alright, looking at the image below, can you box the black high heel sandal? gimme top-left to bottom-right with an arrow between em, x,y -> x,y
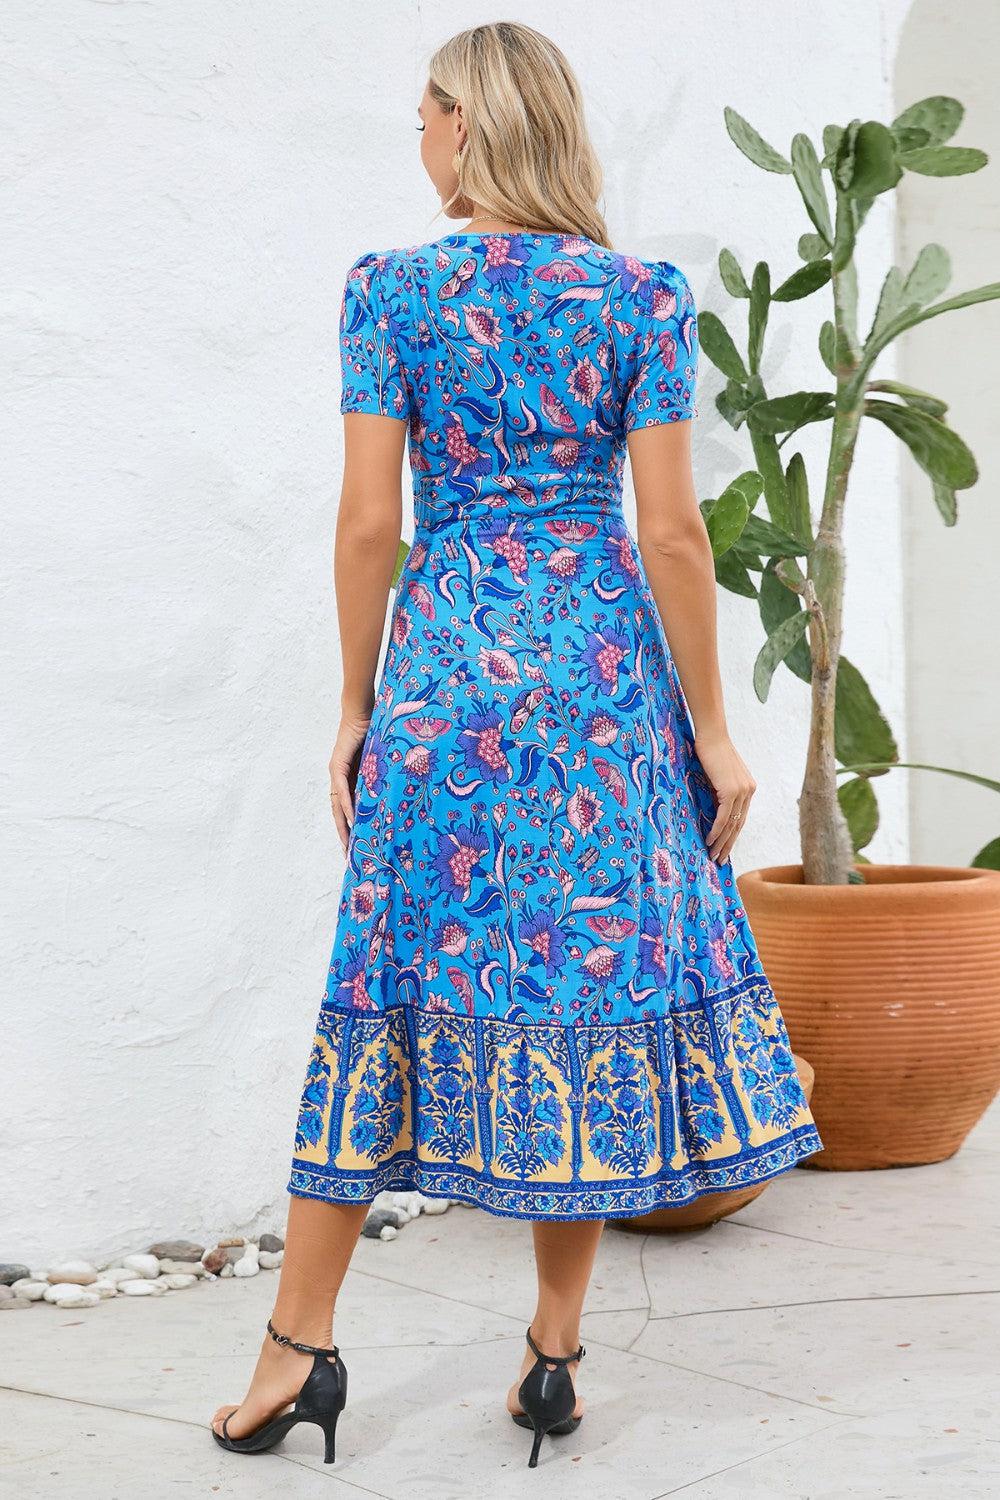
510,1324 -> 586,1468
212,1318 -> 347,1464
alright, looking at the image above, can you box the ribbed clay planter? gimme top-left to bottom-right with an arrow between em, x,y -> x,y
618,1056 -> 816,1233
738,864 -> 1000,1170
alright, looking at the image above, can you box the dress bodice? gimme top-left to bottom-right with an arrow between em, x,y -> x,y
338,231 -> 698,534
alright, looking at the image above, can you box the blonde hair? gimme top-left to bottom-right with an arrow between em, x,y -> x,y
428,22 -> 611,248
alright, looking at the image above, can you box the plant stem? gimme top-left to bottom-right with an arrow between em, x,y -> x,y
799,258 -> 861,885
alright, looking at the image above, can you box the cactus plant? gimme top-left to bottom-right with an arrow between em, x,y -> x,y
704,97 -> 1000,884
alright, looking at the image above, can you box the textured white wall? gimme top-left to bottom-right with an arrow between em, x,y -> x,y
3,0 -> 908,1262
895,1 -> 1000,867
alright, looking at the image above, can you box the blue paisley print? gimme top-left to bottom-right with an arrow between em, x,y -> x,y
287,229 -> 822,1219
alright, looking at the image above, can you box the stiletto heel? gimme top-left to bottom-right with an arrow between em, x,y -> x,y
510,1324 -> 586,1468
212,1317 -> 347,1463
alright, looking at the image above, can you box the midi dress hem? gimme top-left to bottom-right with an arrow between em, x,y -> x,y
287,968 -> 823,1223
286,1126 -> 822,1224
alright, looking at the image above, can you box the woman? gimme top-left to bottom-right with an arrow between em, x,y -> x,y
211,20 -> 822,1469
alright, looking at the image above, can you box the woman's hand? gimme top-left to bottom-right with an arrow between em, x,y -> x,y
693,728 -> 757,864
329,713 -> 372,854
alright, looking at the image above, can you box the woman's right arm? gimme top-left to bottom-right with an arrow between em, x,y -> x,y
328,411 -> 406,851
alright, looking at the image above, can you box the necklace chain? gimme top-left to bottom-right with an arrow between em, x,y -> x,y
462,215 -> 530,233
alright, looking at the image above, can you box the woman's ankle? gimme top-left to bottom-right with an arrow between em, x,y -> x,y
528,1318 -> 582,1358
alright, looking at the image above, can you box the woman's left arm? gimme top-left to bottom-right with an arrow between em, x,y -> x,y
627,419 -> 757,864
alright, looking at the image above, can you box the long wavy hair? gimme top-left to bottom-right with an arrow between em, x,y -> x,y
428,22 -> 611,248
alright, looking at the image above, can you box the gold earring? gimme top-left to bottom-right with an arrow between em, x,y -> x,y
452,148 -> 463,173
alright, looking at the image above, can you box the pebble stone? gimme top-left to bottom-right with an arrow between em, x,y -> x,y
0,1285 -> 13,1302
379,1225 -> 398,1241
219,1237 -> 245,1248
219,1262 -> 235,1278
121,1254 -> 160,1280
118,1279 -> 159,1297
157,1258 -> 208,1277
91,1280 -> 119,1299
258,1233 -> 284,1254
147,1240 -> 204,1262
361,1209 -> 401,1238
0,1296 -> 32,1311
0,1264 -> 31,1286
46,1262 -> 98,1286
421,1197 -> 451,1216
259,1250 -> 283,1270
11,1280 -> 47,1301
159,1272 -> 198,1290
53,1289 -> 101,1309
233,1244 -> 260,1279
44,1283 -> 92,1304
200,1247 -> 229,1274
100,1267 -> 138,1286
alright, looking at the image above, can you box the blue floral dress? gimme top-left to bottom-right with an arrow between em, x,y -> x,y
287,230 -> 822,1220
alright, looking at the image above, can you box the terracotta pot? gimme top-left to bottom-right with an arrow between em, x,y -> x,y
738,864 -> 1000,1170
618,1056 -> 816,1233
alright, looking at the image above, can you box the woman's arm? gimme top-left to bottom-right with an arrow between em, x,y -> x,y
627,420 -> 756,863
328,411 -> 406,851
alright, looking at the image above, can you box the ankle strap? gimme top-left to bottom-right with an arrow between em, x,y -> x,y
267,1317 -> 339,1359
526,1325 -> 585,1366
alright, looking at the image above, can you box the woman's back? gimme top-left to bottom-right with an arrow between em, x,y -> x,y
339,230 -> 699,526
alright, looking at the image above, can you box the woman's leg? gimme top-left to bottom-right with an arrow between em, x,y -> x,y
211,1195 -> 369,1439
507,1219 -> 605,1419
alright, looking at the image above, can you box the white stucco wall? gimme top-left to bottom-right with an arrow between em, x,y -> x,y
4,0 -> 908,1263
895,1 -> 1000,867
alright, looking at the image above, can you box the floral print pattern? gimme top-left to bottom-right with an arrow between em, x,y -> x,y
287,230 -> 822,1219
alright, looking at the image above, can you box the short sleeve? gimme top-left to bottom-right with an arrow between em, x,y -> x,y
623,262 -> 699,431
339,251 -> 411,420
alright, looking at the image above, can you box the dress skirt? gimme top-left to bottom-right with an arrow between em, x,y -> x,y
285,493 -> 823,1221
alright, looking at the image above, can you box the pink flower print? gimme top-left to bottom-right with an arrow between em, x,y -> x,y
432,823 -> 488,901
581,945 -> 624,986
391,609 -> 412,647
551,437 -> 581,468
481,517 -> 529,581
444,413 -> 491,478
567,784 -> 604,837
583,710 -> 619,747
463,303 -> 504,349
604,529 -> 641,582
568,356 -> 602,405
582,627 -> 630,693
359,731 -> 388,796
477,647 -> 521,685
656,328 -> 678,373
653,846 -> 676,886
350,881 -> 376,922
707,917 -> 736,983
403,744 -> 431,779
435,919 -> 469,956
459,708 -> 512,784
639,915 -> 668,979
651,285 -> 678,320
546,547 -> 580,582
